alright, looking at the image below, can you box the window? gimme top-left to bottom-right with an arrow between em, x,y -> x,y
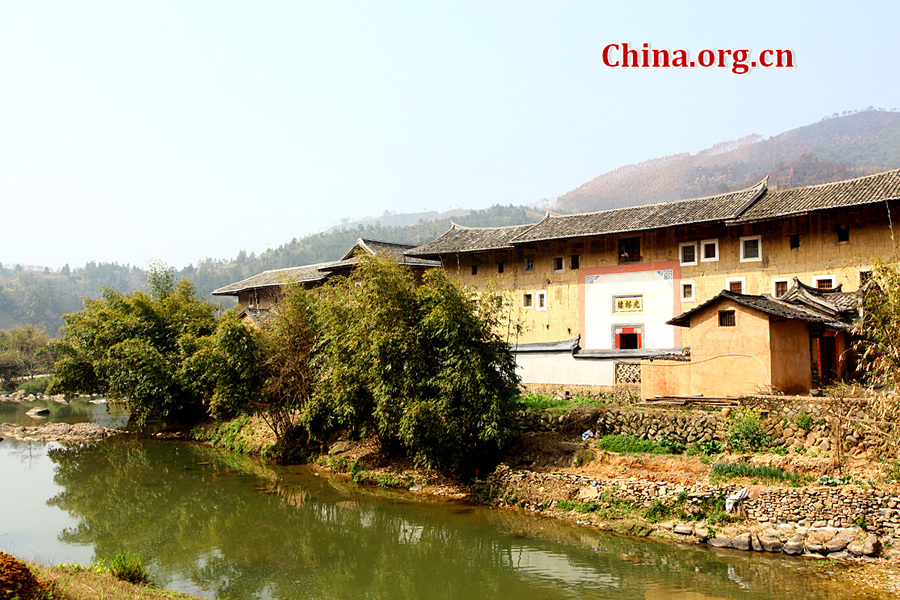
789,234 -> 800,250
536,290 -> 547,311
471,264 -> 478,275
523,293 -> 533,308
614,326 -> 643,349
524,257 -> 535,273
836,224 -> 850,243
570,255 -> 580,270
700,239 -> 719,262
813,275 -> 836,290
618,237 -> 641,263
860,270 -> 872,287
740,235 -> 762,262
552,257 -> 565,273
718,310 -> 736,327
679,242 -> 698,266
681,280 -> 695,302
726,277 -> 745,294
497,261 -> 504,273
773,279 -> 789,298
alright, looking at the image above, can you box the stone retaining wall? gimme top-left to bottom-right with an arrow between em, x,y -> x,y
489,466 -> 900,559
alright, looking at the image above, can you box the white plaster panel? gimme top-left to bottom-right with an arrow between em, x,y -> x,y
515,352 -> 617,386
583,269 -> 675,350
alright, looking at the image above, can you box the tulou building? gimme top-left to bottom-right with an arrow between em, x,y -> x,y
407,169 -> 900,397
211,238 -> 439,324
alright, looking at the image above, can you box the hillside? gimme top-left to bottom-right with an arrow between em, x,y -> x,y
5,109 -> 900,334
555,109 -> 900,213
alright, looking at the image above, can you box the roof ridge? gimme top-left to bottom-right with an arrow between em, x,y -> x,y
769,167 -> 900,194
542,178 -> 769,220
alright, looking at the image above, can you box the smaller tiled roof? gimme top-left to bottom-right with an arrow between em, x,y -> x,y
668,290 -> 852,330
732,168 -> 900,222
325,238 -> 440,271
510,179 -> 767,244
406,223 -> 538,257
237,307 -> 272,323
211,263 -> 334,296
513,337 -> 580,353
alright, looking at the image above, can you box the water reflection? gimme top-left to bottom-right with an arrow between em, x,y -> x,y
26,438 -> 882,600
0,399 -> 129,428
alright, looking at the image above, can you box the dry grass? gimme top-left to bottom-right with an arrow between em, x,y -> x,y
27,563 -> 203,600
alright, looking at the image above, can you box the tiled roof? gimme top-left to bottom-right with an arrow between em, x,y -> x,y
732,168 -> 900,222
407,223 -> 538,257
510,179 -> 767,244
211,263 -> 334,296
668,290 -> 853,329
327,238 -> 440,270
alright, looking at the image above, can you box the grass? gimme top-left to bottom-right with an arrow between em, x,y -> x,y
555,491 -> 637,520
595,434 -> 685,455
20,557 -> 204,600
519,392 -> 612,414
709,461 -> 806,484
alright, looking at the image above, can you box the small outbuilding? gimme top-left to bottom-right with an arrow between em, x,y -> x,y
641,279 -> 858,399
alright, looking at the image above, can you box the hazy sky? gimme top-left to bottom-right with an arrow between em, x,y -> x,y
2,1 -> 899,270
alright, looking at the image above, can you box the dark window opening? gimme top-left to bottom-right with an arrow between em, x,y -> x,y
523,293 -> 533,307
836,224 -> 850,243
618,333 -> 639,349
789,234 -> 800,249
817,278 -> 834,290
681,244 -> 696,264
524,257 -> 534,273
471,264 -> 478,275
703,241 -> 717,260
719,310 -> 736,327
570,255 -> 580,270
618,237 -> 641,263
497,261 -> 504,273
552,257 -> 564,271
728,280 -> 743,293
682,283 -> 693,299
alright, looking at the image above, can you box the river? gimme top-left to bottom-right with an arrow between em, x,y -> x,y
0,401 -> 887,599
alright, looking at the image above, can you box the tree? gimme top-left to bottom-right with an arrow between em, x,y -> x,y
309,256 -> 521,472
50,264 -> 220,424
853,260 -> 900,452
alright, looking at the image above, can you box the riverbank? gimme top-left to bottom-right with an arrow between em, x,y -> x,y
191,406 -> 900,595
0,422 -> 121,443
0,552 -> 203,600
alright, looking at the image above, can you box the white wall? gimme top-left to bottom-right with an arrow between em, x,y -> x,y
515,352 -> 617,385
583,268 -> 676,350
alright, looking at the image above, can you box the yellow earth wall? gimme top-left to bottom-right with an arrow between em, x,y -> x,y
640,359 -> 692,399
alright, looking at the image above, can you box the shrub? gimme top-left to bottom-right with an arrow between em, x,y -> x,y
794,411 -> 816,431
17,375 -> 54,395
643,500 -> 672,522
726,409 -> 771,452
95,551 -> 152,585
687,440 -> 723,456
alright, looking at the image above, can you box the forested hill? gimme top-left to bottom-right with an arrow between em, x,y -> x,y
0,204 -> 543,334
555,109 -> 900,213
6,109 -> 900,334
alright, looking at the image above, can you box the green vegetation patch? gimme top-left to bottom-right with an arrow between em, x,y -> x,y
595,434 -> 685,455
725,409 -> 772,452
519,392 -> 612,414
710,461 -> 805,484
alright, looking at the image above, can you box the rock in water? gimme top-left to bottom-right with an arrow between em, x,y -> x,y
26,407 -> 49,418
